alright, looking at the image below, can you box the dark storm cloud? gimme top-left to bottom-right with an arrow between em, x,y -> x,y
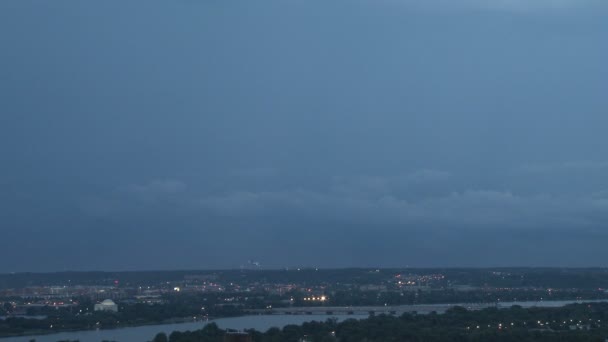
1,0 -> 608,271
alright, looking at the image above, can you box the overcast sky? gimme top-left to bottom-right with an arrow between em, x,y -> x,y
1,0 -> 608,272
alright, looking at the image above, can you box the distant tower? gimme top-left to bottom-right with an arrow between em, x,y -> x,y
246,260 -> 261,270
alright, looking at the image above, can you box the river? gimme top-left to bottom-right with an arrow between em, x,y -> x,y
0,315 -> 355,342
1,299 -> 607,342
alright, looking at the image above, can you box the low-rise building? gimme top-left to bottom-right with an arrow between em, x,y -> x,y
94,299 -> 118,312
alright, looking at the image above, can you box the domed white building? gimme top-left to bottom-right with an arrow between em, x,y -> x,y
94,299 -> 118,312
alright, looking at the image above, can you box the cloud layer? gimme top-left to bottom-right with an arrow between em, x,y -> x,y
390,0 -> 606,12
84,163 -> 608,232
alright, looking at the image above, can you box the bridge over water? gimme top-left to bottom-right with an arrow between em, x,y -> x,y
247,299 -> 608,316
247,303 -> 495,316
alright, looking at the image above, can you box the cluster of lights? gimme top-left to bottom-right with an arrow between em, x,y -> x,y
468,319 -> 604,332
394,274 -> 445,283
467,322 -> 519,330
303,296 -> 327,302
397,281 -> 417,285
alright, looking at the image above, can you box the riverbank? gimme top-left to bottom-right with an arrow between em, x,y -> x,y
3,299 -> 608,340
0,316 -> 212,339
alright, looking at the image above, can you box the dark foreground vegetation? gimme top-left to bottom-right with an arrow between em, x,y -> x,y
156,303 -> 608,342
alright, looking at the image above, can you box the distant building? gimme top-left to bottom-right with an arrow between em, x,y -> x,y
451,285 -> 478,292
94,299 -> 118,312
359,285 -> 387,292
569,324 -> 591,331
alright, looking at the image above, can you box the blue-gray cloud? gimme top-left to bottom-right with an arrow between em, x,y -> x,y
384,0 -> 605,12
82,165 -> 608,231
197,187 -> 607,229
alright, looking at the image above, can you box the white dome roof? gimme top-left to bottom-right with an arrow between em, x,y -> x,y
100,299 -> 116,305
